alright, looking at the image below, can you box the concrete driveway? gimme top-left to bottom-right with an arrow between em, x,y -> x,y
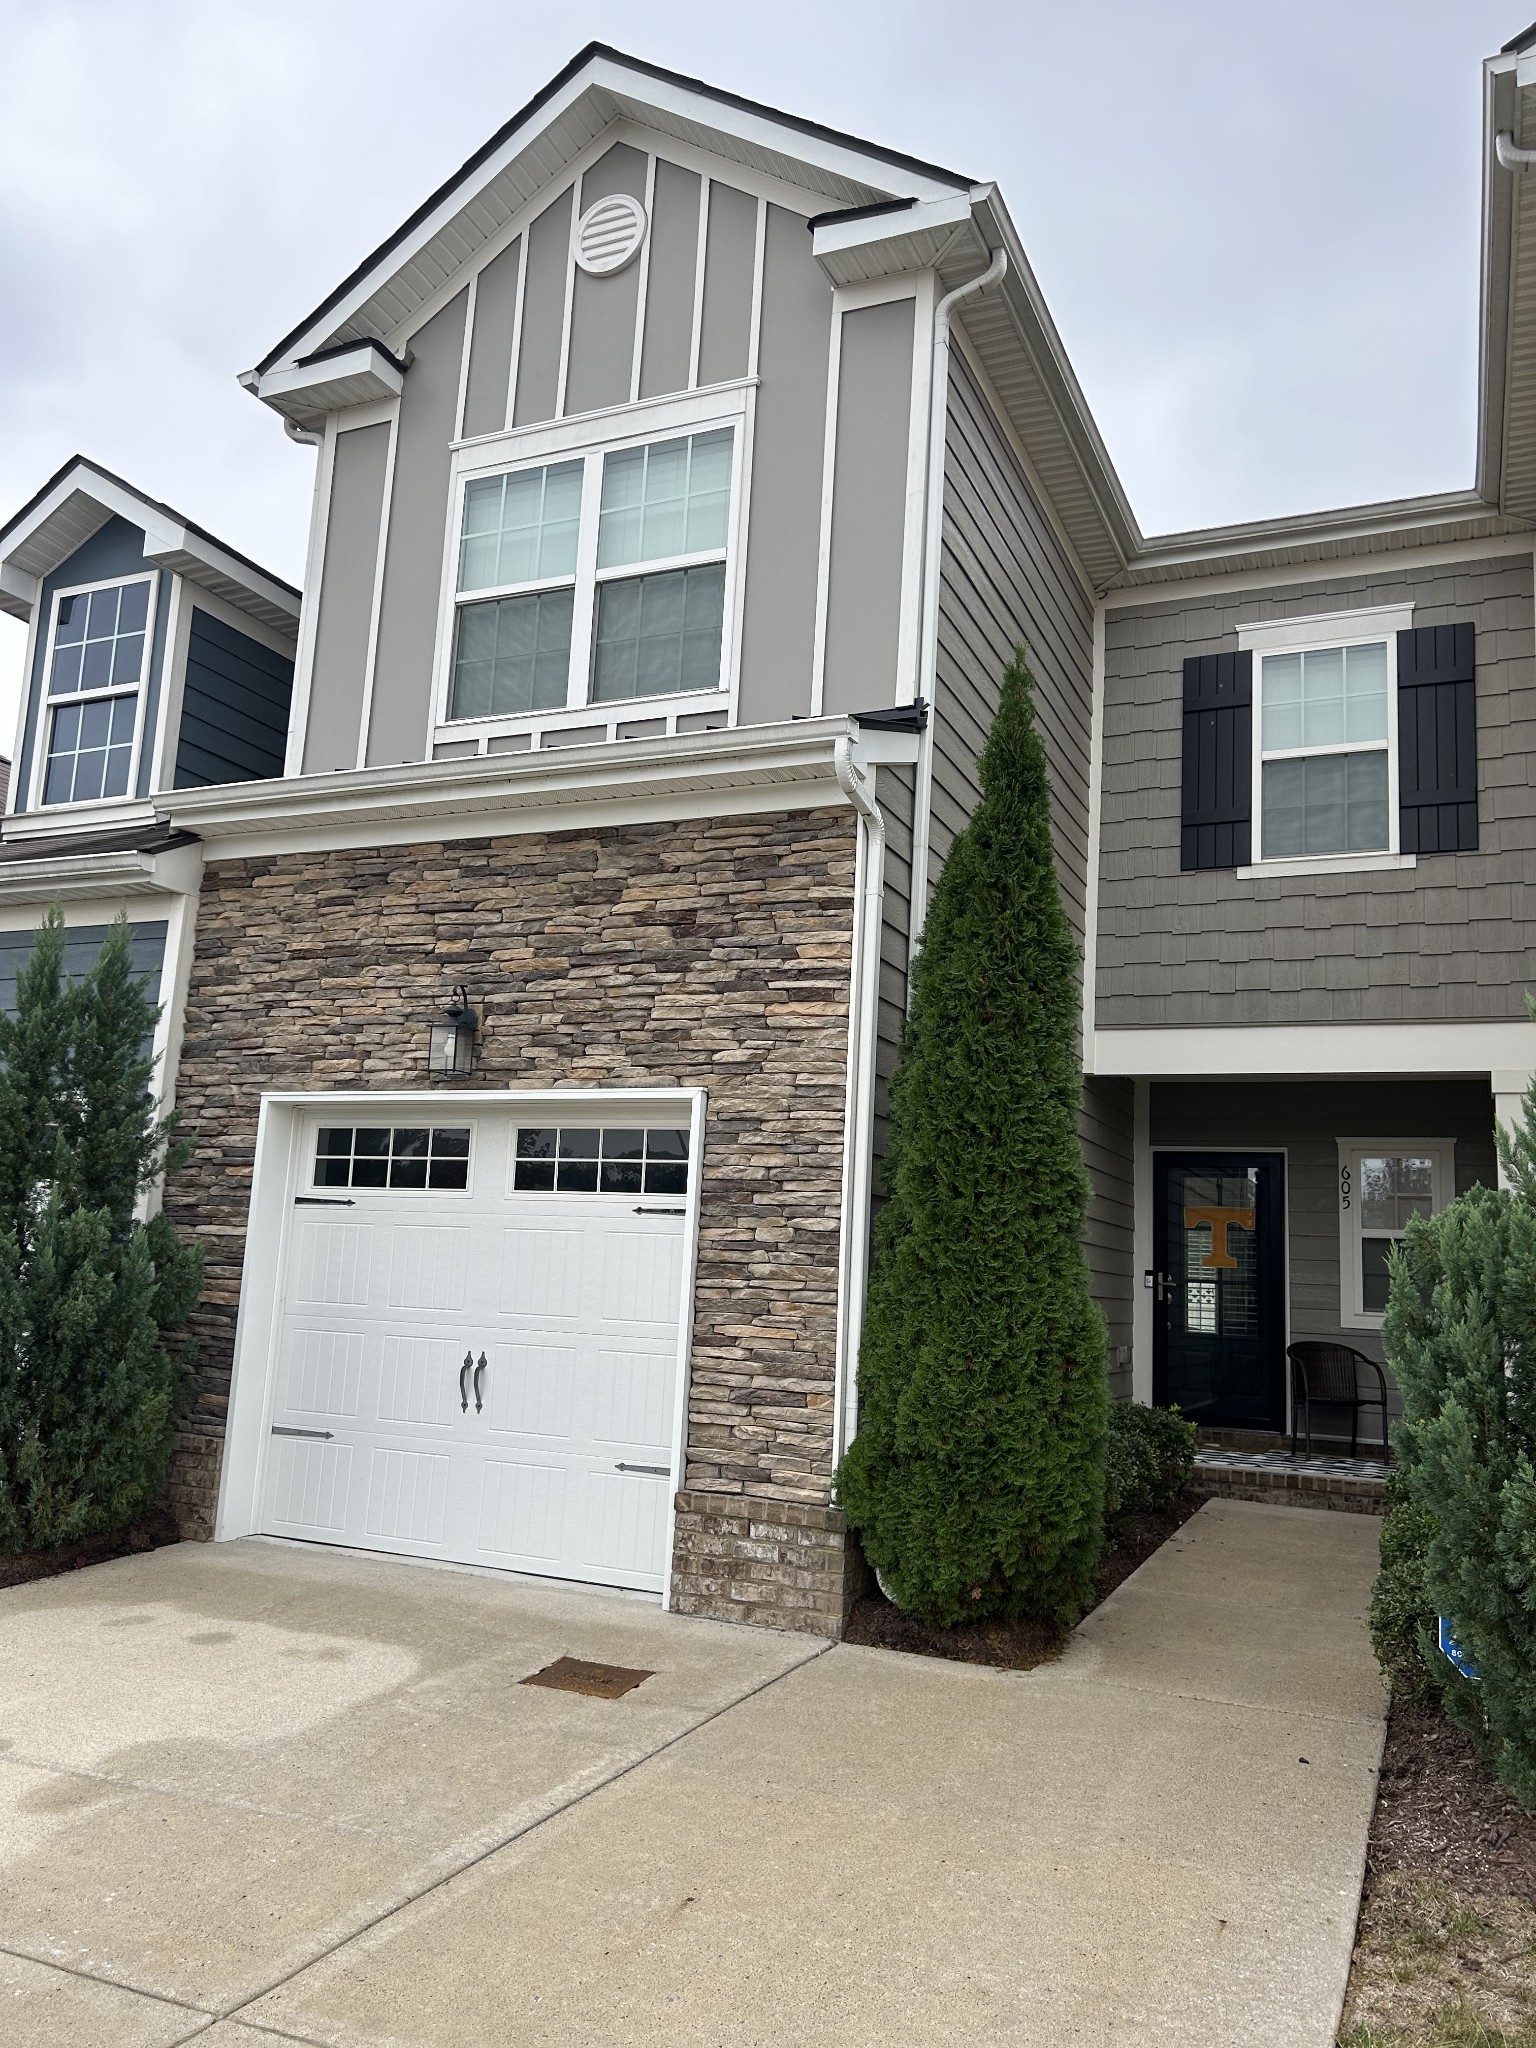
0,1501 -> 1384,2047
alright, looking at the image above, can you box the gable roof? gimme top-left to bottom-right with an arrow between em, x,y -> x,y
0,456 -> 300,635
250,43 -> 973,380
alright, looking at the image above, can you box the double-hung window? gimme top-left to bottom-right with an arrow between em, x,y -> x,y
1242,606 -> 1412,865
1337,1140 -> 1453,1327
446,420 -> 737,732
38,576 -> 154,806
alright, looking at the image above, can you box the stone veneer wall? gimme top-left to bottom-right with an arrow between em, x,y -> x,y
165,805 -> 861,1636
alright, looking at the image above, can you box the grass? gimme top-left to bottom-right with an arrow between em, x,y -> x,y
1339,1876 -> 1536,2047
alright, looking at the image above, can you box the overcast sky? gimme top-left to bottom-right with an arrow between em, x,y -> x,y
0,0 -> 1525,743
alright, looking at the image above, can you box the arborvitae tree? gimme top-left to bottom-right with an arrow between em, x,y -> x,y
835,654 -> 1108,1627
1384,1062 -> 1536,1809
0,910 -> 202,1551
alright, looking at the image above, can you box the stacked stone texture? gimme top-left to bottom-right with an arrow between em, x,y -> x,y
164,805 -> 859,1632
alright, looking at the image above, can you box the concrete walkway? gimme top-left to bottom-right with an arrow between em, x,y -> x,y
0,1500 -> 1384,2046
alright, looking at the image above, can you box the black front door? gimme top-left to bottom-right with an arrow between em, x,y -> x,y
1153,1152 -> 1285,1431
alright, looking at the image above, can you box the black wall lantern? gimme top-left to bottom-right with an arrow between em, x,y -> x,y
427,986 -> 478,1076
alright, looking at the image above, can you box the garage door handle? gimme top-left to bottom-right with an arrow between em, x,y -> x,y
615,1462 -> 670,1476
272,1425 -> 334,1440
473,1352 -> 487,1414
633,1207 -> 685,1215
460,1352 -> 472,1412
295,1196 -> 355,1207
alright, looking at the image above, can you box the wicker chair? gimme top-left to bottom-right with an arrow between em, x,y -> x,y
1286,1341 -> 1390,1458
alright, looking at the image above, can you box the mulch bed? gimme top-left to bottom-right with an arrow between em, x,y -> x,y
841,1486 -> 1206,1670
1338,1694 -> 1536,2046
0,1507 -> 180,1591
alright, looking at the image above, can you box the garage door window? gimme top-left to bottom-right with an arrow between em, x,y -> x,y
513,1126 -> 689,1195
314,1126 -> 471,1190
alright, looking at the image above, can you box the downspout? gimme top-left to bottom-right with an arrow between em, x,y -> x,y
832,734 -> 886,1464
1496,132 -> 1536,171
908,244 -> 1008,949
284,419 -> 324,448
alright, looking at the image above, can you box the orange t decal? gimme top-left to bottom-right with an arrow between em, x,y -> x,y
1182,1205 -> 1256,1269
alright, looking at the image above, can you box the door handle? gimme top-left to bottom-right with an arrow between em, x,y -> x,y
473,1351 -> 487,1414
460,1352 -> 472,1413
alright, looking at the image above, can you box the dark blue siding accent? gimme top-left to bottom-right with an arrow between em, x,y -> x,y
16,518 -> 167,813
0,919 -> 167,1018
173,609 -> 293,788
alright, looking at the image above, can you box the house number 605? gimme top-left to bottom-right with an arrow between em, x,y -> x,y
1340,1164 -> 1352,1211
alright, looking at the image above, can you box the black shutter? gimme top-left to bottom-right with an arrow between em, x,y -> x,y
1180,650 -> 1252,871
1397,623 -> 1478,854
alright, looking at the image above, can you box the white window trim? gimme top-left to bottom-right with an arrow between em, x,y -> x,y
1240,603 -> 1413,868
430,381 -> 753,753
1336,1137 -> 1455,1330
28,570 -> 160,815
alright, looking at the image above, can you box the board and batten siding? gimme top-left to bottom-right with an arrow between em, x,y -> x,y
297,147 -> 844,766
1150,1078 -> 1498,1415
871,760 -> 915,1186
1098,554 -> 1536,1028
933,345 -> 1132,1374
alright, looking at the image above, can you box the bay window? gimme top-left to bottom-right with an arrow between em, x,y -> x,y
445,415 -> 738,735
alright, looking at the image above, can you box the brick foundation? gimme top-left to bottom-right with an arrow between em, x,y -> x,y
165,805 -> 858,1633
164,1427 -> 223,1540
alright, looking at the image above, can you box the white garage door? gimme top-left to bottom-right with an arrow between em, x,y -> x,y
259,1111 -> 692,1592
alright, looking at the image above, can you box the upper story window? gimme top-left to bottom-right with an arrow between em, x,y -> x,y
39,576 -> 154,806
435,389 -> 747,746
448,426 -> 733,725
1259,640 -> 1389,857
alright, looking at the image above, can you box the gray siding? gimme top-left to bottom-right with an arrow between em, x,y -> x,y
735,204 -> 832,727
1082,1076 -> 1135,1394
1099,555 -> 1536,1027
872,761 -> 915,1185
934,349 -> 1096,944
0,920 -> 166,1015
697,181 -> 757,388
564,144 -> 649,417
15,518 -> 170,808
638,160 -> 701,399
821,297 -> 915,718
366,289 -> 468,768
512,188 -> 573,426
1150,1078 -> 1499,1419
461,237 -> 521,439
303,422 -> 389,774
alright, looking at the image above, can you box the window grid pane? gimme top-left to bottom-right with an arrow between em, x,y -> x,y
1261,641 -> 1388,754
449,588 -> 574,720
1262,750 -> 1388,857
591,563 -> 726,703
312,1127 -> 472,1190
49,581 -> 149,698
43,692 -> 136,805
458,462 -> 582,593
513,1126 -> 690,1194
597,430 -> 732,570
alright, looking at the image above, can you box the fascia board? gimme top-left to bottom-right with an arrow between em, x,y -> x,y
1092,1018 -> 1536,1079
0,844 -> 200,906
143,527 -> 302,630
811,191 -> 980,284
0,474 -> 119,580
161,717 -> 861,841
967,187 -> 1141,573
254,346 -> 405,423
0,561 -> 37,622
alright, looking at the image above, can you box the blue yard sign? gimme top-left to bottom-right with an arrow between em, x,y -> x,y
1438,1615 -> 1481,1682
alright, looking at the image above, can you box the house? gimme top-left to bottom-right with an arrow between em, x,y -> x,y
1,34 -> 1532,1635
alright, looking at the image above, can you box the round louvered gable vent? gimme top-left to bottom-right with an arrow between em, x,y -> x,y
573,194 -> 648,276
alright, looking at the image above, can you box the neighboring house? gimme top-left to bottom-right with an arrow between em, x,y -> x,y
0,461 -> 300,1246
1,35 -> 1532,1634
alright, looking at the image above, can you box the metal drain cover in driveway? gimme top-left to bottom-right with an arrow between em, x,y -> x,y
521,1656 -> 653,1700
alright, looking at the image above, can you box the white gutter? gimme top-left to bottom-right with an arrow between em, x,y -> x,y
831,735 -> 886,1464
909,246 -> 1007,950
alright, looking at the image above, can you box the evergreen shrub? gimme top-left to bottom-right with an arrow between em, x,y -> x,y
834,654 -> 1108,1628
1384,1073 -> 1536,1807
0,910 -> 203,1551
1103,1401 -> 1197,1521
1367,1471 -> 1439,1698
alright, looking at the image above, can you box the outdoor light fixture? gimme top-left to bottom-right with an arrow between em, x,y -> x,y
427,986 -> 478,1076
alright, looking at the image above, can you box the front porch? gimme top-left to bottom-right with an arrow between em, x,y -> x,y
1128,1075 -> 1501,1460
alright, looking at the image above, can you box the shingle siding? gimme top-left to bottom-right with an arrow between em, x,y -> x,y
1098,555 -> 1536,1027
